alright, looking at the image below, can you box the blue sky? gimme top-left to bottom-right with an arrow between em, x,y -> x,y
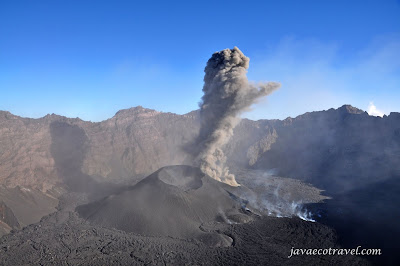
1,0 -> 399,121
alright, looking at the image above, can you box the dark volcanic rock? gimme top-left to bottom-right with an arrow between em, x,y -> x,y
77,165 -> 253,245
0,201 -> 20,234
0,193 -> 368,265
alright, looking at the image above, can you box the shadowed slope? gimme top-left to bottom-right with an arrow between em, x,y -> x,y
77,165 -> 254,246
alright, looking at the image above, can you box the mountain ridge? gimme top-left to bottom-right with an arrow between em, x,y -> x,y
1,104 -> 399,193
4,103 -> 396,123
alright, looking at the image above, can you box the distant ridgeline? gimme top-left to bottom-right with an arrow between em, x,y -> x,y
0,104 -> 399,194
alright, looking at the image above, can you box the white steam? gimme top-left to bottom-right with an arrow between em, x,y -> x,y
237,170 -> 316,222
367,102 -> 385,117
254,180 -> 315,222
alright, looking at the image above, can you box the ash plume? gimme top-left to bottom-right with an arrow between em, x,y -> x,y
196,47 -> 280,186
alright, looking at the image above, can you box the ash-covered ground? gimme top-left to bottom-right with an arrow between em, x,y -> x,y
0,167 -> 368,265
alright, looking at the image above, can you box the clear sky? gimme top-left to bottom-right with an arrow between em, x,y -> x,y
1,0 -> 399,121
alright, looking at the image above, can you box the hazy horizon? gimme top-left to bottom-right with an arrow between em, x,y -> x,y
0,102 -> 391,124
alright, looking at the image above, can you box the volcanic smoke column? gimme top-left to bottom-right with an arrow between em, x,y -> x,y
197,47 -> 280,186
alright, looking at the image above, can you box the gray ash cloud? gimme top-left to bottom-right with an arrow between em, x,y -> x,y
197,47 -> 280,186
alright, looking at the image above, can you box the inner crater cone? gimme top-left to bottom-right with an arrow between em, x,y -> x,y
76,165 -> 256,246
